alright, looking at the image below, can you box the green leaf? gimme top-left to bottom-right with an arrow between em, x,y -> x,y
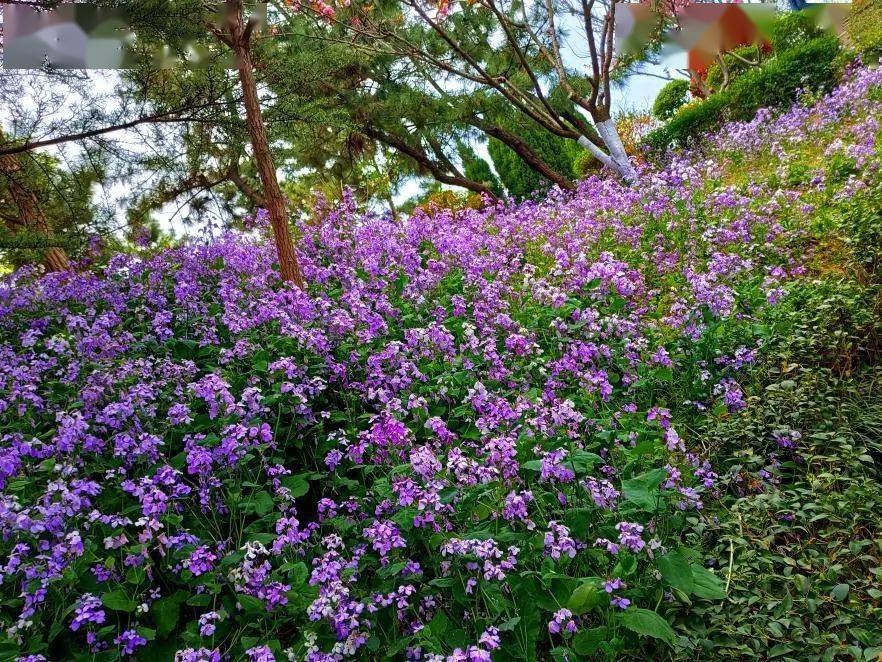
151,597 -> 180,638
250,491 -> 274,516
567,580 -> 602,615
613,555 -> 638,578
280,473 -> 310,498
691,565 -> 727,600
657,552 -> 694,595
620,608 -> 676,644
186,593 -> 212,607
497,616 -> 521,632
572,626 -> 608,655
830,583 -> 850,601
289,562 -> 309,586
622,468 -> 666,510
102,589 -> 136,612
768,644 -> 794,658
137,627 -> 156,641
237,594 -> 265,614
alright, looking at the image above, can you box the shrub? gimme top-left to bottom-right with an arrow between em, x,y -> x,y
645,92 -> 729,150
459,144 -> 504,198
646,35 -> 841,149
652,79 -> 690,121
770,9 -> 824,53
726,35 -> 840,118
572,150 -> 601,178
705,44 -> 763,92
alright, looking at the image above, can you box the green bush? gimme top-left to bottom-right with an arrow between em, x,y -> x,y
705,45 -> 763,92
770,10 -> 824,53
645,92 -> 729,150
652,79 -> 690,121
487,119 -> 581,199
459,143 -> 504,198
572,150 -> 601,178
646,35 -> 841,150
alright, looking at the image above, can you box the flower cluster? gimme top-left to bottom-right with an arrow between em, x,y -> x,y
0,64 -> 879,659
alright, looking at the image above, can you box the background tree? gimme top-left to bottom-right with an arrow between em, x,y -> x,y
0,126 -> 113,270
297,0 -> 661,180
485,111 -> 582,199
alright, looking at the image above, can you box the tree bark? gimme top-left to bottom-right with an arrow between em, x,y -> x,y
362,126 -> 499,200
223,1 -> 304,288
593,118 -> 636,182
0,153 -> 71,272
476,120 -> 574,191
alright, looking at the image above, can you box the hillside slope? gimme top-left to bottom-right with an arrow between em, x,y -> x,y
0,65 -> 880,661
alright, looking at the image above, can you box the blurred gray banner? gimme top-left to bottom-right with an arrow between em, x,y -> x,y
1,3 -> 266,69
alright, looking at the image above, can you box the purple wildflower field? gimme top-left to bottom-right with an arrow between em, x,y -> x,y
1,64 -> 881,661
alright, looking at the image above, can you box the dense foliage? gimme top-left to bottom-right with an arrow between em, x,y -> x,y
651,80 -> 690,121
1,64 -> 881,662
486,123 -> 580,200
646,35 -> 841,149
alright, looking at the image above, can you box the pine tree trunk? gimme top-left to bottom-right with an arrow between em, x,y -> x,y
0,153 -> 71,272
577,119 -> 637,183
479,122 -> 574,191
594,119 -> 636,182
226,5 -> 304,288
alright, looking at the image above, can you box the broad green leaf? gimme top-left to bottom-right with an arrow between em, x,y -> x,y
769,644 -> 794,658
657,551 -> 694,595
622,468 -> 666,510
151,597 -> 180,638
830,583 -> 850,601
281,474 -> 310,498
567,580 -> 602,615
237,594 -> 265,614
572,626 -> 608,655
620,608 -> 676,644
137,627 -> 156,641
613,554 -> 638,578
691,564 -> 727,600
252,491 -> 274,516
102,589 -> 136,612
290,561 -> 309,586
497,616 -> 521,632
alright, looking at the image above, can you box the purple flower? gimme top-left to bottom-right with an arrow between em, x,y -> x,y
70,594 -> 105,631
548,608 -> 577,634
363,519 -> 407,564
544,521 -> 578,560
611,595 -> 631,609
184,546 -> 218,576
540,448 -> 575,484
246,645 -> 276,662
168,403 -> 193,425
114,629 -> 147,655
479,626 -> 501,650
616,522 -> 646,553
174,649 -> 221,662
198,611 -> 222,637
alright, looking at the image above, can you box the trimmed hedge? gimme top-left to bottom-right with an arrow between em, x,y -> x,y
770,10 -> 824,53
652,79 -> 690,121
646,35 -> 841,150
